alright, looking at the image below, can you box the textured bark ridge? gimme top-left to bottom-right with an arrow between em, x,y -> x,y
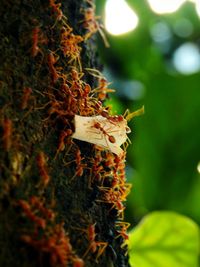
0,0 -> 130,266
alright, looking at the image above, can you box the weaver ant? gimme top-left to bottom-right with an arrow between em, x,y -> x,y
49,0 -> 68,26
93,121 -> 116,144
31,26 -> 47,58
115,221 -> 130,239
20,87 -> 33,110
2,118 -> 12,151
18,199 -> 46,230
36,151 -> 50,187
30,196 -> 55,221
60,27 -> 83,71
81,0 -> 109,47
97,187 -> 125,219
47,51 -> 61,84
21,223 -> 72,267
64,148 -> 87,181
54,129 -> 73,159
79,223 -> 107,262
85,68 -> 115,101
73,258 -> 84,267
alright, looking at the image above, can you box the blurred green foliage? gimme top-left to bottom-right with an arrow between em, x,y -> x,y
129,74 -> 200,221
129,211 -> 199,267
96,0 -> 200,229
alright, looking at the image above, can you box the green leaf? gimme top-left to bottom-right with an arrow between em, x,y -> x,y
129,211 -> 199,267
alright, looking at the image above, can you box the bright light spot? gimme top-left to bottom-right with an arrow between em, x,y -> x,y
173,43 -> 200,75
105,0 -> 139,35
195,0 -> 200,17
147,0 -> 185,14
197,162 -> 200,173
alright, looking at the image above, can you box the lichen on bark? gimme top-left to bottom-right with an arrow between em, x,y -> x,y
0,0 -> 130,266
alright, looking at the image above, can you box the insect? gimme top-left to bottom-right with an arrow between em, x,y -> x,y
60,27 -> 83,71
21,87 -> 33,110
18,199 -> 46,229
47,52 -> 60,84
31,27 -> 46,57
115,221 -> 130,240
97,187 -> 125,219
87,152 -> 105,187
73,149 -> 86,177
21,223 -> 72,267
49,0 -> 67,24
95,77 -> 115,101
85,68 -> 115,101
68,68 -> 84,96
29,196 -> 55,221
2,118 -> 12,151
64,148 -> 87,182
82,223 -> 108,262
81,1 -> 109,47
73,258 -> 84,267
93,121 -> 116,144
124,105 -> 145,121
72,114 -> 128,156
31,27 -> 40,57
54,129 -> 73,159
36,152 -> 50,187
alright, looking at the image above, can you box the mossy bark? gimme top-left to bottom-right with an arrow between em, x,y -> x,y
0,0 -> 129,267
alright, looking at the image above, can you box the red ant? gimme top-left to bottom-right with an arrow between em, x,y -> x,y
97,187 -> 125,219
54,129 -> 73,159
99,109 -> 125,126
36,152 -> 50,187
60,27 -> 83,71
47,52 -> 64,84
21,223 -> 72,267
81,0 -> 109,47
18,199 -> 46,230
73,258 -> 84,267
49,0 -> 65,23
86,151 -> 105,187
31,27 -> 40,57
64,148 -> 87,181
98,78 -> 114,101
74,149 -> 85,177
115,221 -> 130,240
69,68 -> 84,91
21,87 -> 33,110
2,118 -> 12,151
30,196 -> 55,221
93,121 -> 116,144
81,223 -> 107,262
85,68 -> 115,101
31,27 -> 46,57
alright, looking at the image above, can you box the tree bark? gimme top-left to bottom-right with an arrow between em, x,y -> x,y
0,0 -> 129,266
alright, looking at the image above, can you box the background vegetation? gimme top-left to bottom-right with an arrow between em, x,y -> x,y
96,0 -> 200,266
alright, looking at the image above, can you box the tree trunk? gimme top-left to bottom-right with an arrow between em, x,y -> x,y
0,0 -> 130,266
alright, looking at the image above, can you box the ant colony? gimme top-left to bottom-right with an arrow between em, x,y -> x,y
72,114 -> 131,156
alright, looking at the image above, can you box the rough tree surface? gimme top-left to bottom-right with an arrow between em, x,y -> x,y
0,0 -> 130,267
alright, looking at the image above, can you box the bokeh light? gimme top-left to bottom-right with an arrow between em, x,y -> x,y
197,162 -> 200,174
147,0 -> 186,14
172,43 -> 200,74
173,18 -> 193,38
105,0 -> 139,35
